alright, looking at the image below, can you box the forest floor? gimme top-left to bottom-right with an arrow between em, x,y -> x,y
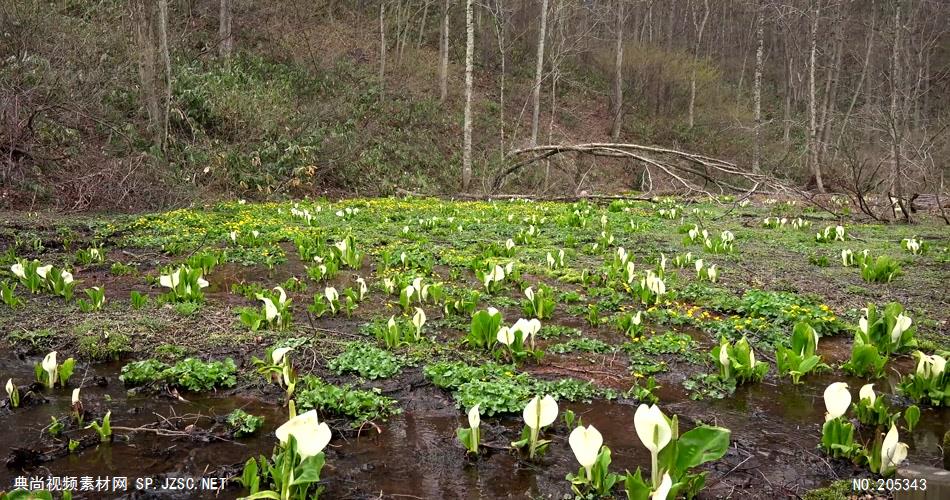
0,196 -> 947,499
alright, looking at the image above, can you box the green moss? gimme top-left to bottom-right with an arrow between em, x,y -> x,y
802,480 -> 852,500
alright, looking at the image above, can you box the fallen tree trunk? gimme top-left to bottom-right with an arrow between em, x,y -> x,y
495,142 -> 794,196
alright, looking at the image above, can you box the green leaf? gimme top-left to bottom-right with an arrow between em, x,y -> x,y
623,467 -> 651,500
904,405 -> 920,431
457,427 -> 473,449
241,491 -> 281,500
291,453 -> 326,486
59,357 -> 76,386
798,355 -> 821,375
673,426 -> 731,473
240,457 -> 260,494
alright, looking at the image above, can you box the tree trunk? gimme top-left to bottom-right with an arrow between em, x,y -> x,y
807,0 -> 824,192
439,0 -> 449,103
783,53 -> 792,145
752,2 -> 764,172
131,0 -> 162,141
817,3 -> 843,166
461,0 -> 474,191
610,0 -> 624,141
530,0 -> 549,146
218,0 -> 233,60
417,0 -> 429,48
688,0 -> 709,129
379,2 -> 387,98
833,7 -> 874,164
489,0 -> 507,152
157,0 -> 172,150
889,1 -> 909,221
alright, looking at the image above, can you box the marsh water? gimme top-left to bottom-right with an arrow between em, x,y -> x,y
2,339 -> 947,499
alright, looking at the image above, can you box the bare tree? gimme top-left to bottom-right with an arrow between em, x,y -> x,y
380,2 -> 387,98
816,1 -> 843,166
752,0 -> 764,172
218,0 -> 233,60
688,0 -> 710,129
416,0 -> 430,48
806,0 -> 825,192
157,0 -> 172,149
462,0 -> 474,191
530,0 -> 549,146
130,0 -> 162,141
485,0 -> 510,151
833,4 -> 875,164
439,0 -> 450,103
610,0 -> 625,141
887,0 -> 909,221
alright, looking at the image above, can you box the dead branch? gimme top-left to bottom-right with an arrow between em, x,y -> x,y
496,142 -> 794,195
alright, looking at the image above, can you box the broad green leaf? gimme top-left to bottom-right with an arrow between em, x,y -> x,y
673,426 -> 731,473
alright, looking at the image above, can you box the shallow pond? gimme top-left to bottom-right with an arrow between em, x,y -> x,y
2,340 -> 947,499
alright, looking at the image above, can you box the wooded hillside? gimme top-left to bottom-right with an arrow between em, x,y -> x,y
1,1 -> 948,212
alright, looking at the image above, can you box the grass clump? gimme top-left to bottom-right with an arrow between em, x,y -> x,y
78,332 -> 130,361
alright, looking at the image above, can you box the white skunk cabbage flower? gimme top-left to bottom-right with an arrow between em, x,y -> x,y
859,384 -> 876,404
652,473 -> 672,500
159,268 -> 181,288
334,239 -> 347,254
823,382 -> 851,421
10,263 -> 26,279
412,307 -> 426,332
356,277 -> 368,300
36,265 -> 52,279
718,341 -> 730,367
275,410 -> 332,459
890,313 -> 912,343
634,404 -> 672,453
274,286 -> 287,305
569,424 -> 603,478
272,347 -> 293,364
523,395 -> 558,430
258,295 -> 279,321
496,326 -> 514,346
468,404 -> 481,429
881,424 -> 909,474
42,351 -> 58,386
